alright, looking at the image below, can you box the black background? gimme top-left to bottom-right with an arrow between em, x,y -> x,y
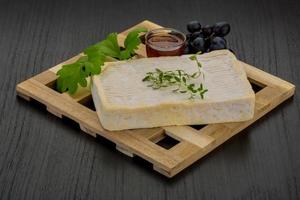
1,0 -> 300,199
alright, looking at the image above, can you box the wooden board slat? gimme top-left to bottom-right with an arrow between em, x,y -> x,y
15,20 -> 295,178
164,126 -> 215,149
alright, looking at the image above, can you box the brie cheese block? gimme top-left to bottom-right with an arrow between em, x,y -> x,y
91,50 -> 255,131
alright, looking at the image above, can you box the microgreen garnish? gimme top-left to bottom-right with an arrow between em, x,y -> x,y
142,52 -> 208,99
57,28 -> 147,94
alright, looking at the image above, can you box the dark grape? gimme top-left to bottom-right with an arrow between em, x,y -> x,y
209,37 -> 227,51
183,45 -> 191,54
183,47 -> 190,54
186,33 -> 192,41
190,37 -> 206,52
212,23 -> 222,36
187,42 -> 196,54
201,25 -> 213,37
187,21 -> 201,33
184,20 -> 232,54
190,31 -> 204,41
219,23 -> 230,36
204,39 -> 211,52
213,22 -> 230,37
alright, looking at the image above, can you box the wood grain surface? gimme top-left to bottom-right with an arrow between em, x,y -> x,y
0,0 -> 300,199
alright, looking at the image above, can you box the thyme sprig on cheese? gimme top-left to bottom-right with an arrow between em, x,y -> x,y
142,53 -> 208,99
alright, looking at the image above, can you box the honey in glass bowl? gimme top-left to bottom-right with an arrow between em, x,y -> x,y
145,28 -> 186,57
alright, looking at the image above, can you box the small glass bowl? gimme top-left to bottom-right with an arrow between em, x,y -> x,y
145,28 -> 186,57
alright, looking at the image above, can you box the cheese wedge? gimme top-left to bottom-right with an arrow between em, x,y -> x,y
91,50 -> 255,131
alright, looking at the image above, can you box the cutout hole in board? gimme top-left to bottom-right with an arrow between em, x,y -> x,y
78,95 -> 96,111
155,133 -> 180,150
139,34 -> 146,44
46,79 -> 96,111
46,79 -> 61,93
248,78 -> 266,93
190,124 -> 207,130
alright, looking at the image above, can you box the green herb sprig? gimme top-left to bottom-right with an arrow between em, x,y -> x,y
142,53 -> 208,99
57,28 -> 147,94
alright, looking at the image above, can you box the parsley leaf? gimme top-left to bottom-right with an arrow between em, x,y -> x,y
94,33 -> 120,58
120,27 -> 147,60
56,28 -> 147,94
57,62 -> 87,94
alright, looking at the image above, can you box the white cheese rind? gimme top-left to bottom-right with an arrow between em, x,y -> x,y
91,50 -> 255,131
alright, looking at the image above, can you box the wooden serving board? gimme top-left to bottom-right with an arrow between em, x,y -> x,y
16,20 -> 295,178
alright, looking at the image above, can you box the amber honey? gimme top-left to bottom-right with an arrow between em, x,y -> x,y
145,28 -> 186,57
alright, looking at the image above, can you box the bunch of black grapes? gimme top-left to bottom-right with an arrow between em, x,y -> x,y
184,20 -> 230,54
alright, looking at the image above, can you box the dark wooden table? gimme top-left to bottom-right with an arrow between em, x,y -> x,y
1,0 -> 299,199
